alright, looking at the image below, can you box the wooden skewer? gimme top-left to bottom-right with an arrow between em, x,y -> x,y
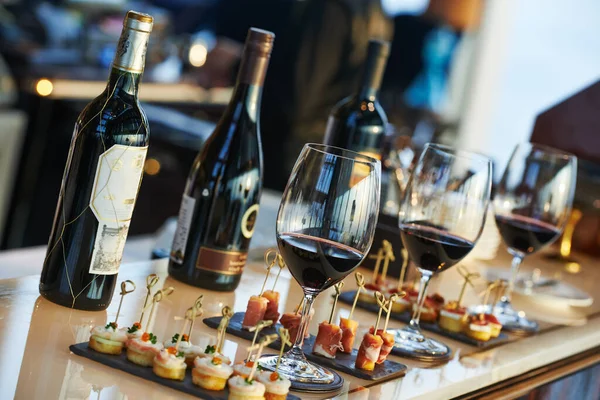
260,249 -> 278,296
188,295 -> 204,336
174,307 -> 194,352
113,280 -> 135,325
383,293 -> 401,333
368,245 -> 384,283
349,272 -> 365,320
479,281 -> 500,318
374,291 -> 386,332
276,328 -> 292,370
456,266 -> 480,307
492,280 -> 505,306
329,282 -> 344,324
379,240 -> 395,283
271,254 -> 285,291
396,248 -> 409,292
139,274 -> 159,326
247,320 -> 273,361
216,306 -> 233,354
247,334 -> 278,381
294,297 -> 305,314
144,287 -> 175,331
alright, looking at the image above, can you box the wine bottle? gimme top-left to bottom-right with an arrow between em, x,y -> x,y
323,39 -> 390,160
39,11 -> 153,310
168,28 -> 274,291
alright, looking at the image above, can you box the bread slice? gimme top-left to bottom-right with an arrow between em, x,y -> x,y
89,335 -> 123,355
266,393 -> 287,400
191,368 -> 227,391
228,395 -> 264,400
153,362 -> 186,381
126,347 -> 155,367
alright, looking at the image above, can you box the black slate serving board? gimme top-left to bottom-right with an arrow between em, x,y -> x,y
70,342 -> 300,400
339,290 -> 512,349
203,312 -> 408,382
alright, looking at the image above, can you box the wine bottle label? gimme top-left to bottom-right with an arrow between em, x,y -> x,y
89,145 -> 148,275
241,204 -> 259,239
170,194 -> 196,264
196,247 -> 247,276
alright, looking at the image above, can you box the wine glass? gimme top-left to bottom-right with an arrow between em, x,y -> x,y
259,143 -> 381,383
492,143 -> 577,332
388,143 -> 492,360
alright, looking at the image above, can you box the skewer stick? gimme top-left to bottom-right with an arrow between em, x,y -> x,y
456,266 -> 480,307
276,328 -> 292,370
247,334 -> 278,381
113,280 -> 135,325
139,274 -> 159,325
174,307 -> 194,352
216,306 -> 233,354
188,295 -> 204,336
479,281 -> 499,318
397,249 -> 409,291
260,249 -> 278,296
349,272 -> 365,320
379,240 -> 395,283
329,282 -> 344,324
383,293 -> 401,333
247,320 -> 273,361
271,253 -> 286,291
492,280 -> 505,306
374,291 -> 386,332
368,245 -> 384,283
294,297 -> 305,314
144,287 -> 175,331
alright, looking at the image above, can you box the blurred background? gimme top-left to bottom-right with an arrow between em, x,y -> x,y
0,0 -> 599,256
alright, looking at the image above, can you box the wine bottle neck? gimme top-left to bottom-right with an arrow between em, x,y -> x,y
107,16 -> 151,97
357,41 -> 389,101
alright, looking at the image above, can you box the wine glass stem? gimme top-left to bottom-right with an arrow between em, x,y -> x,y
409,272 -> 432,330
501,255 -> 523,304
287,293 -> 315,359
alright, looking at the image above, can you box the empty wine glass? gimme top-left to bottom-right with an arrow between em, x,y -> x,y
259,144 -> 381,383
388,143 -> 492,360
492,143 -> 577,332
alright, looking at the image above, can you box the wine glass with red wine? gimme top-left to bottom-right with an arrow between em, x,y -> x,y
259,143 -> 380,383
492,143 -> 577,332
388,143 -> 492,360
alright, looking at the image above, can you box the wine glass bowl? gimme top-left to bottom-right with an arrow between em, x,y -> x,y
492,143 -> 577,332
260,143 -> 381,383
390,143 -> 492,360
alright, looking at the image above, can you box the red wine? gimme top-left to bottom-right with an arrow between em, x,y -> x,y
323,40 -> 390,160
400,225 -> 474,273
495,214 -> 560,255
168,28 -> 274,291
39,12 -> 153,310
278,232 -> 363,292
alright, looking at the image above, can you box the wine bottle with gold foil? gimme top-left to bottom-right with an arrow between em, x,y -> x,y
39,11 -> 153,310
168,28 -> 274,291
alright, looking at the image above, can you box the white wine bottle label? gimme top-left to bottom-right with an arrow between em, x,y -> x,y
89,145 -> 148,275
170,194 -> 196,264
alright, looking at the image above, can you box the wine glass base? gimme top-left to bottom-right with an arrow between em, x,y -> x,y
388,327 -> 452,361
258,355 -> 344,392
492,302 -> 539,334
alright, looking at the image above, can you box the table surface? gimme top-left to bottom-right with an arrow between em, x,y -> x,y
0,193 -> 599,400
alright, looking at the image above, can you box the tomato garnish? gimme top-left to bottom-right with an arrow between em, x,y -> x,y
245,360 -> 255,368
269,372 -> 279,381
133,322 -> 141,329
167,347 -> 177,355
182,334 -> 189,342
212,357 -> 222,365
141,332 -> 150,342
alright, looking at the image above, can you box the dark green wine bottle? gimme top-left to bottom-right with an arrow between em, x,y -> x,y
39,11 -> 153,310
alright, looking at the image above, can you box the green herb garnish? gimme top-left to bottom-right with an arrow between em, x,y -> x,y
105,322 -> 118,330
245,377 -> 254,385
127,322 -> 141,334
205,345 -> 216,354
177,351 -> 185,358
148,332 -> 157,344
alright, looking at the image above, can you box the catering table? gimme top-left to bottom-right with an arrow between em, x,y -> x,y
1,193 -> 599,399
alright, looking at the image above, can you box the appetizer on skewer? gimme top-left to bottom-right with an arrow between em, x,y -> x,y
312,282 -> 344,359
123,274 -> 159,343
355,292 -> 385,371
89,280 -> 135,355
192,353 -> 234,391
233,320 -> 272,377
463,314 -> 492,341
413,293 -> 445,323
482,281 -> 503,338
279,298 -> 313,342
358,241 -> 395,303
340,272 -> 364,353
243,250 -> 278,330
439,267 -> 478,333
229,334 -> 277,400
153,302 -> 192,381
370,293 -> 402,364
261,250 -> 286,324
256,327 -> 292,400
126,287 -> 173,366
389,249 -> 412,313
